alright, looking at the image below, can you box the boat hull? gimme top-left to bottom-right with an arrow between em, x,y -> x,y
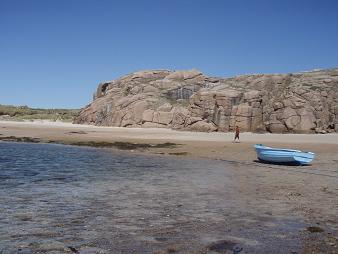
254,144 -> 315,165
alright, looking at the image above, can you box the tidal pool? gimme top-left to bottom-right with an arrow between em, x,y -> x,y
0,142 -> 306,253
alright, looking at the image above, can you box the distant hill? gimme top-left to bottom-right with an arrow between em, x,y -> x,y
75,68 -> 338,133
0,105 -> 80,122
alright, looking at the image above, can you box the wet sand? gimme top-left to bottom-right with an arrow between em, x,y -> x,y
0,121 -> 337,165
0,121 -> 338,253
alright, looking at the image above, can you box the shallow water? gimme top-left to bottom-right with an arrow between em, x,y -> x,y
0,142 -> 305,253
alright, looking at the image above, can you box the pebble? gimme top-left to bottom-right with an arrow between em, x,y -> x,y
38,241 -> 72,253
78,247 -> 108,254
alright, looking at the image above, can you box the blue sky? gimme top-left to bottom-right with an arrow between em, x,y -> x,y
1,0 -> 338,108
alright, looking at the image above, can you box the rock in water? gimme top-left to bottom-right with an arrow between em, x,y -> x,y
74,68 -> 338,133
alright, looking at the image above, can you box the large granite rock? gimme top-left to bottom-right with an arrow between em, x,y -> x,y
75,68 -> 338,133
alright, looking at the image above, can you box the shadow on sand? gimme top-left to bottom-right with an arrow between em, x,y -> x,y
253,159 -> 311,166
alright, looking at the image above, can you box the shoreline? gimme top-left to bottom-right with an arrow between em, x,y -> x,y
1,120 -> 338,163
1,120 -> 338,141
1,120 -> 338,252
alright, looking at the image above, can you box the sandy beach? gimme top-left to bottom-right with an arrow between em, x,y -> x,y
0,120 -> 337,162
1,120 -> 338,252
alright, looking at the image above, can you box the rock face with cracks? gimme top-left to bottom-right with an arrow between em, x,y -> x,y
75,68 -> 338,133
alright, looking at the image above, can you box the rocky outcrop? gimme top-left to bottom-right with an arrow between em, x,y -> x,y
75,68 -> 338,133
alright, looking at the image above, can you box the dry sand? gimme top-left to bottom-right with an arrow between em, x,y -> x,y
0,120 -> 337,252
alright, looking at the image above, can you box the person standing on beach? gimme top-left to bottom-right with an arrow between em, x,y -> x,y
234,126 -> 240,142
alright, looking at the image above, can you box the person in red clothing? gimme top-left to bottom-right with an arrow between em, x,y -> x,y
234,125 -> 240,142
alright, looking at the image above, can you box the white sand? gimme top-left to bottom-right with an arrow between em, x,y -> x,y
1,120 -> 337,144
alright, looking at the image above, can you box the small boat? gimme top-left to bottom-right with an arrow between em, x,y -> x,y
254,144 -> 315,165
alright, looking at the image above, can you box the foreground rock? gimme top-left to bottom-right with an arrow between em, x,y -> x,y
75,69 -> 338,133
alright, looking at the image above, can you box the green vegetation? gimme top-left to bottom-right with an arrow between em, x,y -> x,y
330,70 -> 338,76
123,86 -> 132,96
0,104 -> 80,122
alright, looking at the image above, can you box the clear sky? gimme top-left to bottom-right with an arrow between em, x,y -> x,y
1,0 -> 338,108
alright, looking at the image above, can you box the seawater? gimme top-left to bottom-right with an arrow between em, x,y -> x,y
0,142 -> 304,254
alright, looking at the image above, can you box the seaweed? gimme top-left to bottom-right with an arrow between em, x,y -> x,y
0,135 -> 179,151
307,226 -> 324,233
68,141 -> 178,150
0,136 -> 40,143
168,152 -> 188,156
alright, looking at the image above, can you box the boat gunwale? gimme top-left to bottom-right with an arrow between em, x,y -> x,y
254,144 -> 314,155
254,144 -> 315,165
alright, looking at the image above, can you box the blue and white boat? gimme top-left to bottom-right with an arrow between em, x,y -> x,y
254,144 -> 315,165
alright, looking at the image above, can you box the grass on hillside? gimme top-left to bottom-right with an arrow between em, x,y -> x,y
0,104 -> 80,122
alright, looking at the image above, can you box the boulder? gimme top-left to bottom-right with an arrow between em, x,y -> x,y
234,116 -> 251,131
142,122 -> 167,128
251,108 -> 264,131
164,69 -> 203,80
335,107 -> 338,132
281,107 -> 300,131
158,103 -> 173,112
133,101 -> 148,123
189,121 -> 217,132
235,104 -> 252,117
157,111 -> 173,125
185,116 -> 203,126
142,109 -> 154,122
273,102 -> 284,110
268,121 -> 287,133
143,85 -> 159,94
229,104 -> 253,131
298,108 -> 316,132
74,68 -> 338,133
244,90 -> 262,101
172,108 -> 189,129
